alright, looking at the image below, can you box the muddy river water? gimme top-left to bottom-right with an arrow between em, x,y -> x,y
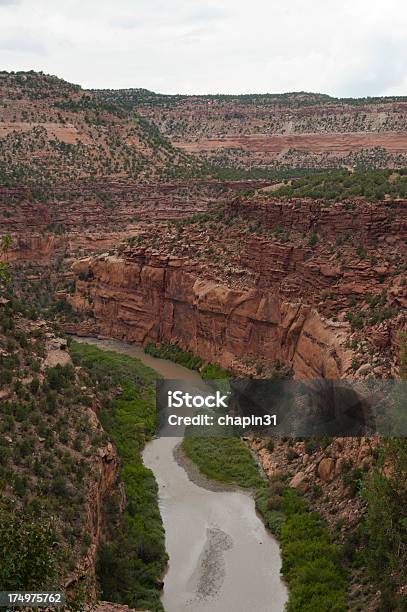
73,337 -> 288,612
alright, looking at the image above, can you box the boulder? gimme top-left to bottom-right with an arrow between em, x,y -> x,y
335,457 -> 344,475
318,457 -> 334,481
290,471 -> 309,493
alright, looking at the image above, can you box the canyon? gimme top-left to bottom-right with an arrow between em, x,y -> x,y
1,70 -> 407,611
0,179 -> 272,263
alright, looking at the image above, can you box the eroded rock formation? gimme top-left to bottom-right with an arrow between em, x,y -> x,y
67,251 -> 354,378
66,194 -> 405,379
0,180 -> 269,263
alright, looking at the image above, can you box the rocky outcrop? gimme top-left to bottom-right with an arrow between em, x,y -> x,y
251,436 -> 377,530
64,187 -> 405,378
233,197 -> 407,244
68,251 -> 354,378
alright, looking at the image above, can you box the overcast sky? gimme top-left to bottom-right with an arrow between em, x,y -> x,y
0,0 -> 406,96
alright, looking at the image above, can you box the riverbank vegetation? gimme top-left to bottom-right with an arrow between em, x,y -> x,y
182,436 -> 263,489
69,341 -> 167,612
144,341 -> 229,378
182,435 -> 347,611
256,479 -> 346,611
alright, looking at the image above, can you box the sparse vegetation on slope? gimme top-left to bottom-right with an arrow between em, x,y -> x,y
94,88 -> 407,109
361,339 -> 407,611
0,301 -> 107,609
94,87 -> 407,170
274,168 -> 407,200
0,70 -> 198,190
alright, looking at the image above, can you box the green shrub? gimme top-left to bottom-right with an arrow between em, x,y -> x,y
287,448 -> 300,461
269,479 -> 285,496
267,494 -> 284,511
144,342 -> 229,378
343,468 -> 364,497
46,364 -> 75,390
257,486 -> 346,610
0,506 -> 57,589
309,231 -> 318,246
182,436 -> 263,489
144,341 -> 203,370
201,362 -> 229,379
304,438 -> 319,455
29,377 -> 40,394
266,439 -> 275,453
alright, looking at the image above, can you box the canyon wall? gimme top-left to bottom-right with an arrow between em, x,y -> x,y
65,193 -> 405,379
231,196 -> 407,244
127,93 -> 407,168
68,251 -> 354,378
0,180 -> 269,263
66,435 -> 119,595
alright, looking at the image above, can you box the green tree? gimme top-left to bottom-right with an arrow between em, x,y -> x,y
0,235 -> 12,284
0,506 -> 57,589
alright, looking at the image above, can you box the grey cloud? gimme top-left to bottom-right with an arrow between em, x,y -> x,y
186,5 -> 229,23
340,38 -> 407,97
0,37 -> 46,54
0,0 -> 406,96
109,18 -> 141,30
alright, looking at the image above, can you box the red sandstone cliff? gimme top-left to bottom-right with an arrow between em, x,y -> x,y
66,190 -> 406,379
68,251 -> 354,378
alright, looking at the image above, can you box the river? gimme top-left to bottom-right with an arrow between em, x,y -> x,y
72,337 -> 288,612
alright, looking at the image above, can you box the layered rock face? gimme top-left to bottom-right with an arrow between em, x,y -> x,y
232,196 -> 407,245
68,251 -> 353,378
173,132 -> 407,169
67,193 -> 406,379
0,179 -> 268,263
235,198 -> 406,317
96,89 -> 407,168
